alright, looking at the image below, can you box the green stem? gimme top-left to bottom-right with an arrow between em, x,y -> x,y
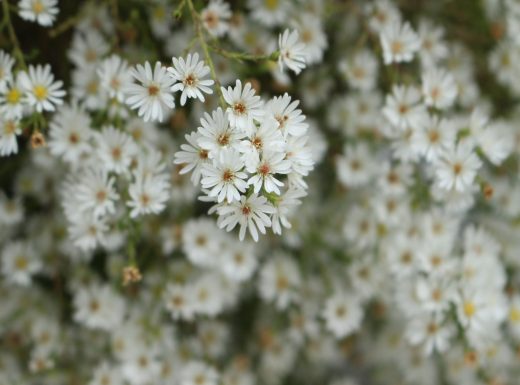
185,0 -> 226,108
2,0 -> 26,69
208,43 -> 279,63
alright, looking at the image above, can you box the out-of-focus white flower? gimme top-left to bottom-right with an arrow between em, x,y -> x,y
18,0 -> 59,26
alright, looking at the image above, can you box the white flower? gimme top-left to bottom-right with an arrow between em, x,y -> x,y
68,30 -> 109,69
127,175 -> 170,218
0,73 -> 25,119
180,361 -> 219,385
266,93 -> 308,137
411,114 -> 455,162
1,241 -> 41,286
69,215 -> 109,251
249,0 -> 290,27
323,293 -> 363,338
95,126 -> 138,175
97,54 -> 132,103
125,61 -> 175,122
221,80 -> 264,133
18,0 -> 59,26
0,50 -> 15,89
0,118 -> 22,156
48,104 -> 93,165
421,68 -> 457,109
383,84 -> 427,131
435,143 -> 482,192
201,148 -> 248,203
217,194 -> 276,241
406,312 -> 454,356
197,107 -> 244,157
73,284 -> 126,331
174,131 -> 211,185
182,218 -> 221,267
271,187 -> 306,235
19,64 -> 66,112
239,116 -> 285,162
74,168 -> 119,218
164,283 -> 195,321
339,49 -> 379,91
380,20 -> 421,65
246,150 -> 291,195
200,0 -> 231,37
258,255 -> 301,309
168,53 -> 214,105
278,29 -> 307,75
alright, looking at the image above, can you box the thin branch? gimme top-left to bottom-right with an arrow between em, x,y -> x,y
208,43 -> 279,63
2,0 -> 26,69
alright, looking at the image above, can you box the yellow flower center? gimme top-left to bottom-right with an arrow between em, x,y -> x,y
153,6 -> 166,20
264,0 -> 279,10
510,307 -> 520,323
32,0 -> 44,14
6,88 -> 21,104
463,301 -> 476,318
15,256 -> 28,270
33,85 -> 48,101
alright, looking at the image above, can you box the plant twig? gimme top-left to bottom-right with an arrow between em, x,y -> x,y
2,0 -> 26,69
208,43 -> 279,63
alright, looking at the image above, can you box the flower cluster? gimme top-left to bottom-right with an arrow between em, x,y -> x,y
175,80 -> 314,241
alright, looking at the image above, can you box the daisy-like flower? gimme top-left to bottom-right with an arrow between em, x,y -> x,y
435,142 -> 482,192
421,68 -> 457,109
95,126 -> 138,175
197,107 -> 244,157
239,116 -> 285,163
180,361 -> 219,385
1,241 -> 41,286
201,148 -> 248,203
0,73 -> 26,119
200,0 -> 231,37
18,0 -> 59,26
411,114 -> 455,162
380,20 -> 421,65
174,132 -> 211,185
221,80 -> 264,133
0,50 -> 15,89
322,293 -> 363,338
339,49 -> 379,91
0,118 -> 22,156
246,151 -> 291,194
278,29 -> 307,75
48,104 -> 93,165
382,84 -> 427,131
125,61 -> 175,122
97,55 -> 132,103
19,64 -> 66,113
217,194 -> 276,241
74,168 -> 119,218
168,53 -> 214,106
266,93 -> 308,137
127,175 -> 170,218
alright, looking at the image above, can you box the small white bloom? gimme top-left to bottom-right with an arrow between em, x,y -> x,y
421,68 -> 457,109
0,50 -> 15,89
97,54 -> 132,103
18,0 -> 59,26
201,148 -> 248,203
197,107 -> 244,157
278,29 -> 307,75
323,293 -> 363,338
168,52 -> 214,105
127,175 -> 170,218
125,61 -> 175,122
19,64 -> 66,112
217,194 -> 276,241
0,118 -> 22,156
200,0 -> 231,37
380,20 -> 421,65
435,142 -> 482,192
1,241 -> 41,286
221,80 -> 264,133
174,131 -> 211,185
246,150 -> 291,195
